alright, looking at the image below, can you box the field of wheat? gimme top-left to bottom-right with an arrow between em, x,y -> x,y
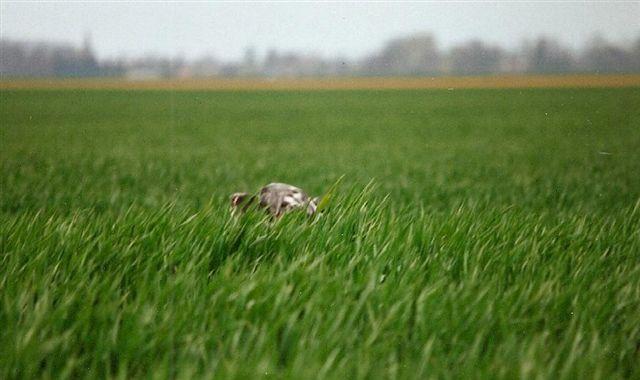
1,86 -> 639,379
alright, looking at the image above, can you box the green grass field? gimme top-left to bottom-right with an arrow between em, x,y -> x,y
1,88 -> 639,379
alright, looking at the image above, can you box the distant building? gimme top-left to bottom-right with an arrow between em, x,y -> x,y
125,68 -> 164,80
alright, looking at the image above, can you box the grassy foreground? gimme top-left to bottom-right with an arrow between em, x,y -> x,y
1,88 -> 639,379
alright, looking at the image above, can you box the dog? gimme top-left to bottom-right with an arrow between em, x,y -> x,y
231,183 -> 319,217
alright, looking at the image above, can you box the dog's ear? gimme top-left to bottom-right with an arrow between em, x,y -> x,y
231,192 -> 250,207
231,192 -> 257,213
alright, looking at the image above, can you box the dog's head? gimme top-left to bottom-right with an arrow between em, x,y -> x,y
230,192 -> 256,213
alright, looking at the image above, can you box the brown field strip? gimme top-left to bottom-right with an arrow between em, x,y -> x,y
1,74 -> 640,91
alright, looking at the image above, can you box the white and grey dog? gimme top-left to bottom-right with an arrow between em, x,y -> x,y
231,183 -> 319,217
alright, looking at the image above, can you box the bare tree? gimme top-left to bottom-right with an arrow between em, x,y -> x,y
525,37 -> 575,73
581,34 -> 635,73
362,33 -> 441,75
633,36 -> 640,72
449,40 -> 503,75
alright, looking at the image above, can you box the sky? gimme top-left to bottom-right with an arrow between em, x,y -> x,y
1,2 -> 639,61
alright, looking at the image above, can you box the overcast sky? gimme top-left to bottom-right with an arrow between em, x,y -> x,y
1,2 -> 638,60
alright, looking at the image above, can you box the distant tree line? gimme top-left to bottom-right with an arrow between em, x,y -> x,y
2,32 -> 639,79
0,37 -> 118,78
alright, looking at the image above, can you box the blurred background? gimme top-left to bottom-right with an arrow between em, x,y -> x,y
1,2 -> 639,80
